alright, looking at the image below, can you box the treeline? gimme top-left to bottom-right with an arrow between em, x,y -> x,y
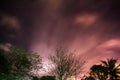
0,44 -> 120,80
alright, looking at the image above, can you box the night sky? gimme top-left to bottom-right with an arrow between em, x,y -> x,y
0,0 -> 120,72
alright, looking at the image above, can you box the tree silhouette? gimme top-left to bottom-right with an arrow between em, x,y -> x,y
90,58 -> 120,80
47,48 -> 85,80
101,58 -> 120,80
39,76 -> 55,80
90,65 -> 107,80
0,44 -> 42,79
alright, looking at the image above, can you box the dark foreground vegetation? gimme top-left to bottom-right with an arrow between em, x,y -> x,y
0,44 -> 120,80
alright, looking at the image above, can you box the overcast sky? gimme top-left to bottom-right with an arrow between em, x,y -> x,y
0,0 -> 120,72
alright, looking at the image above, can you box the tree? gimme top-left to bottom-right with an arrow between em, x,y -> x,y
29,52 -> 42,77
90,65 -> 107,80
0,43 -> 42,79
90,58 -> 120,80
101,58 -> 120,80
48,48 -> 85,80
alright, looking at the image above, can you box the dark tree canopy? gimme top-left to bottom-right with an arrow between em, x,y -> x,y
90,58 -> 120,80
0,49 -> 10,74
39,76 -> 55,80
0,44 -> 42,79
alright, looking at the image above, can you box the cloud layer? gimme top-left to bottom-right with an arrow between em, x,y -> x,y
0,0 -> 120,72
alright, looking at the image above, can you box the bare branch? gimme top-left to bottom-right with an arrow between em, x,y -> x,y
47,48 -> 85,80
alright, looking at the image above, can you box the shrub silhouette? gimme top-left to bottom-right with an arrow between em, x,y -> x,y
39,76 -> 55,80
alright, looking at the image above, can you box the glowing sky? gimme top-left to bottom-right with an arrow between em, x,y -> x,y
0,0 -> 120,72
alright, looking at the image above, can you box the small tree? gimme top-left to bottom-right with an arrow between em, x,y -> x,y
48,48 -> 85,80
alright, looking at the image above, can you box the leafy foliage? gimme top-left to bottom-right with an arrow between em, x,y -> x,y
0,44 -> 42,79
90,58 -> 120,80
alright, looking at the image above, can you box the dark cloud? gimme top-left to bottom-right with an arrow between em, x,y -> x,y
0,14 -> 21,43
0,0 -> 120,72
62,0 -> 120,18
0,1 -> 45,49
